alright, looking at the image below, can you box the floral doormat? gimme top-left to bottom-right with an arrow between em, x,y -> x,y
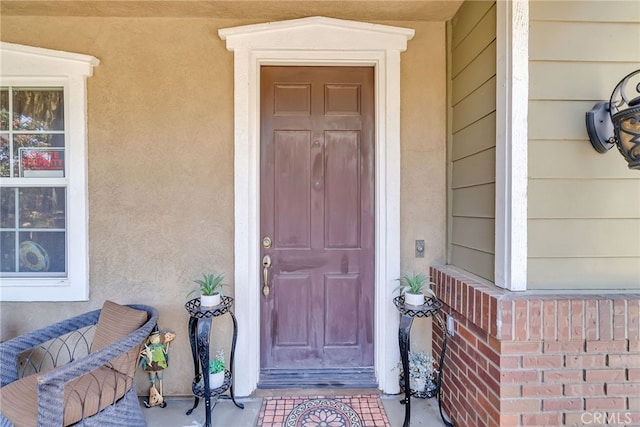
256,395 -> 390,427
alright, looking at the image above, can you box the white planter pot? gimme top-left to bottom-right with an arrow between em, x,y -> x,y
410,376 -> 427,392
201,293 -> 221,307
209,371 -> 225,389
404,292 -> 425,306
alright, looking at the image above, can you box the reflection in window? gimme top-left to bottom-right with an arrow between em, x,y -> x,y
13,89 -> 64,131
0,86 -> 67,277
1,89 -> 8,177
0,187 -> 66,275
0,88 -> 64,178
0,88 -> 8,130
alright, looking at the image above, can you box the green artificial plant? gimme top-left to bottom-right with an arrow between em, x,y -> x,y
189,273 -> 228,297
394,272 -> 436,297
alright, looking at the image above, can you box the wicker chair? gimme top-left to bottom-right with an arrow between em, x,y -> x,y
0,301 -> 158,427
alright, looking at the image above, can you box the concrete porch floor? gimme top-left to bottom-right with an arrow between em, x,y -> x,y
141,389 -> 450,426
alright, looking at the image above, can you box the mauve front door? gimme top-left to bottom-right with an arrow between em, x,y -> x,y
259,66 -> 375,387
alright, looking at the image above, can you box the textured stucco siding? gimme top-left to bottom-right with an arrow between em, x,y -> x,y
0,14 -> 447,395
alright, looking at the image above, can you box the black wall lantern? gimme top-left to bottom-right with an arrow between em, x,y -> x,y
586,69 -> 640,170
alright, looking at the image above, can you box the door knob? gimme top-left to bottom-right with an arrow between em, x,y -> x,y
262,254 -> 272,297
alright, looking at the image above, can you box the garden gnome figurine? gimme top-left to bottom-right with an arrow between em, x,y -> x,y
140,327 -> 176,408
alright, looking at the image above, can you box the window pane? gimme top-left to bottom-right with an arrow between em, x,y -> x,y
0,187 -> 16,227
0,232 -> 16,272
19,231 -> 65,273
0,89 -> 8,130
12,89 -> 64,131
13,134 -> 65,178
19,187 -> 66,229
0,187 -> 66,275
0,83 -> 70,283
0,134 -> 8,177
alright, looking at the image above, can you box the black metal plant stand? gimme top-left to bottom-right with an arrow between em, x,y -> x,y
185,297 -> 244,427
394,295 -> 453,427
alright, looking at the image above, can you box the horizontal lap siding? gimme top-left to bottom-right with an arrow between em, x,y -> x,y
452,183 -> 495,217
452,111 -> 496,160
530,1 -> 639,22
530,22 -> 640,62
529,140 -> 634,178
452,217 -> 495,253
528,258 -> 640,290
451,41 -> 496,106
528,1 -> 640,290
449,1 -> 496,283
529,219 -> 640,257
529,180 -> 640,218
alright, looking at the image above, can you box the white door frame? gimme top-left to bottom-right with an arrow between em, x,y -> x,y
219,17 -> 414,396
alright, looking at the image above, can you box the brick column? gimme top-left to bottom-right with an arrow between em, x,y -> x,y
431,265 -> 640,427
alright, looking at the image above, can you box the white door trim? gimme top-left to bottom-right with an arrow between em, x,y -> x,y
219,16 -> 414,396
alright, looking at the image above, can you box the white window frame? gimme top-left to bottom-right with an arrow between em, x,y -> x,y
0,42 -> 99,301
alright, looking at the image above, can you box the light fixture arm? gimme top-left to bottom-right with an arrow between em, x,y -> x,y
586,101 -> 615,153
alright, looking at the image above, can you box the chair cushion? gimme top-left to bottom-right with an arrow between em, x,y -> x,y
0,366 -> 130,426
91,300 -> 148,375
91,300 -> 148,352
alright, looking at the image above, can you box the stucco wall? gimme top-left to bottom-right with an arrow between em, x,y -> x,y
0,16 -> 447,395
528,0 -> 640,289
399,20 -> 448,354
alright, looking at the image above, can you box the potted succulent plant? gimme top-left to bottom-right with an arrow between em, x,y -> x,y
209,349 -> 226,389
394,272 -> 436,306
189,273 -> 228,307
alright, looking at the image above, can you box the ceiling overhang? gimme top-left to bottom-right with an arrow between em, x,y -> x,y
1,0 -> 464,21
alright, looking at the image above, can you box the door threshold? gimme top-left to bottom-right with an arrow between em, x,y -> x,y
258,368 -> 377,389
251,388 -> 382,398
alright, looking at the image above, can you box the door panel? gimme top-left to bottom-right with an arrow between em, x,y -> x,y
325,275 -> 360,345
325,131 -> 360,248
260,66 -> 375,385
274,131 -> 311,248
275,274 -> 311,346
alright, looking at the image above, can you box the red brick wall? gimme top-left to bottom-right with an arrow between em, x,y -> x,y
431,266 -> 640,427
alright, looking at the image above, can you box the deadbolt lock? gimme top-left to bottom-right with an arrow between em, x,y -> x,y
262,236 -> 272,249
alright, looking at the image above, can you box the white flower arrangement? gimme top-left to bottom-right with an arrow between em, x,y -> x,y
395,350 -> 437,393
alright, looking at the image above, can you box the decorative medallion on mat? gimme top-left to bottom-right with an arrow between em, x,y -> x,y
257,395 -> 390,427
285,398 -> 361,427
